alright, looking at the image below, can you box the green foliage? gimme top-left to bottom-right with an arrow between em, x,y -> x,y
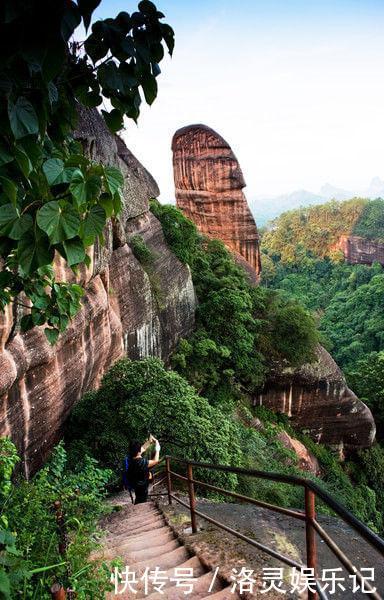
152,201 -> 319,402
0,439 -> 113,599
353,198 -> 384,241
67,357 -> 242,490
261,204 -> 384,533
129,234 -> 155,267
128,234 -> 164,307
263,255 -> 384,370
0,1 -> 173,341
347,352 -> 384,441
150,199 -> 200,264
321,274 -> 384,368
262,198 -> 368,264
354,444 -> 384,522
252,406 -> 383,532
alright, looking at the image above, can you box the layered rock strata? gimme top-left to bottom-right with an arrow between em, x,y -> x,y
0,109 -> 196,476
334,234 -> 384,266
254,346 -> 375,451
172,124 -> 261,280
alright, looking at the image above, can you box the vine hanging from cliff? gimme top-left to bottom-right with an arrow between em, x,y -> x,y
0,0 -> 174,342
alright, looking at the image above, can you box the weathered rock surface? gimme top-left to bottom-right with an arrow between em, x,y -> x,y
276,430 -> 321,475
172,124 -> 261,281
0,110 -> 196,476
254,346 -> 376,451
334,234 -> 384,266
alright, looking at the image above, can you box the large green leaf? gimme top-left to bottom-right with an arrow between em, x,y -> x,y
98,61 -> 122,91
0,142 -> 13,167
18,230 -> 54,275
37,201 -> 80,244
78,0 -> 102,30
160,23 -> 175,56
19,137 -> 43,167
138,0 -> 158,15
141,72 -> 157,105
99,194 -> 114,218
15,146 -> 32,177
69,170 -> 87,206
84,33 -> 109,63
101,109 -> 123,133
63,237 -> 86,266
8,97 -> 39,139
45,327 -> 59,345
0,569 -> 11,598
43,158 -> 65,186
0,204 -> 33,240
86,174 -> 102,201
0,176 -> 18,205
104,166 -> 124,195
82,205 -> 106,246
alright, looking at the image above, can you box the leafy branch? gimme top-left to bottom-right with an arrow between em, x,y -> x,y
0,0 -> 174,342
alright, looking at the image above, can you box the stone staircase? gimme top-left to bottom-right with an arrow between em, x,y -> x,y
102,498 -> 239,599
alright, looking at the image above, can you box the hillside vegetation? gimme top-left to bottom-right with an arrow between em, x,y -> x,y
261,197 -> 384,538
262,198 -> 384,263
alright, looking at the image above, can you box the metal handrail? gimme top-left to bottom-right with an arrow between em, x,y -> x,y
153,455 -> 383,600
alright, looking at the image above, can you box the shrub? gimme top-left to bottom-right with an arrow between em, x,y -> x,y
0,439 -> 113,599
66,357 -> 242,490
151,202 -> 319,402
129,235 -> 155,267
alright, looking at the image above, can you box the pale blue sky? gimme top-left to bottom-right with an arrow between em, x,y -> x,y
87,1 -> 384,200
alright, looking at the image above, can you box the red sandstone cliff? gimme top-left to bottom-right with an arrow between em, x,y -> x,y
172,124 -> 375,451
0,109 -> 196,476
253,346 -> 375,452
333,234 -> 384,266
172,124 -> 261,281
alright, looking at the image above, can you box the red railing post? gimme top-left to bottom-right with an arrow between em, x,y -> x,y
50,583 -> 66,600
305,486 -> 318,600
165,456 -> 172,505
187,463 -> 197,533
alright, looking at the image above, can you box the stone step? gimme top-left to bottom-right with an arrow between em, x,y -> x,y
107,503 -> 157,519
106,510 -> 162,528
100,533 -> 177,561
100,532 -> 175,560
202,587 -> 239,599
111,525 -> 171,545
103,507 -> 160,529
143,570 -> 223,600
162,556 -> 206,583
106,516 -> 165,537
124,538 -> 180,563
105,528 -> 174,550
133,545 -> 190,574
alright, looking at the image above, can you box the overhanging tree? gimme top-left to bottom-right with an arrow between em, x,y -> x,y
0,0 -> 174,342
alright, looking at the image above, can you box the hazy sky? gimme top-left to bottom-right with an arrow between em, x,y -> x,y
92,0 -> 384,200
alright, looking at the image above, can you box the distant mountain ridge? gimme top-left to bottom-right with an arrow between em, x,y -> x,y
251,177 -> 384,226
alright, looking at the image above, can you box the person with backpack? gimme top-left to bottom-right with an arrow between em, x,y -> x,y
126,435 -> 161,504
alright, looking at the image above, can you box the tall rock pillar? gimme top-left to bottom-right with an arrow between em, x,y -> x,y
172,124 -> 261,280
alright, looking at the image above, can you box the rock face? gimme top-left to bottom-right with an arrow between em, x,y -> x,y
276,431 -> 321,475
335,234 -> 384,266
254,346 -> 376,451
0,109 -> 196,476
172,124 -> 261,281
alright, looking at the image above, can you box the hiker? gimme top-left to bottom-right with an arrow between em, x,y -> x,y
127,435 -> 161,504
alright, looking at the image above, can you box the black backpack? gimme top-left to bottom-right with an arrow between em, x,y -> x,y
127,457 -> 149,487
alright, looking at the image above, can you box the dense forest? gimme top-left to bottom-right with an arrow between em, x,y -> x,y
262,197 -> 384,264
3,199 -> 384,596
261,197 -> 384,541
1,0 -> 384,594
